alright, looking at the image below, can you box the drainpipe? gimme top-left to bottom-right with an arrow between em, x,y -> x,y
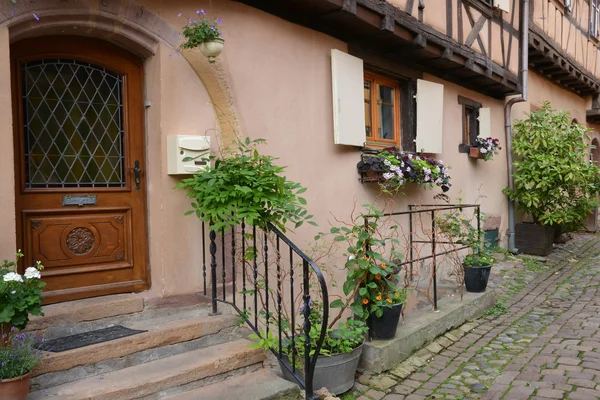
504,0 -> 529,254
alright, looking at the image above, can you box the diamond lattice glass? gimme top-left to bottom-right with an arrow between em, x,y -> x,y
22,59 -> 125,188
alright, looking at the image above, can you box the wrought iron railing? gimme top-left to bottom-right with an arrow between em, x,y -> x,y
200,221 -> 329,400
364,204 -> 481,311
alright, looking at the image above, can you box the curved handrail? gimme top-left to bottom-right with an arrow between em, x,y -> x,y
267,223 -> 329,398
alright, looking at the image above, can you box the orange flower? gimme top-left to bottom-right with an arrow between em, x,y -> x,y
387,298 -> 393,304
381,263 -> 387,269
375,274 -> 382,280
394,292 -> 400,297
376,295 -> 382,301
362,298 -> 369,305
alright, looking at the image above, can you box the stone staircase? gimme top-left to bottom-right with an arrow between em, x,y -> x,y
27,294 -> 301,400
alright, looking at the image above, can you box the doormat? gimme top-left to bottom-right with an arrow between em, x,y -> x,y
36,325 -> 147,353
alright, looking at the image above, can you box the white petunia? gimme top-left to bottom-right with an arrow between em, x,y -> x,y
382,172 -> 395,180
480,148 -> 488,153
24,267 -> 41,279
3,272 -> 23,283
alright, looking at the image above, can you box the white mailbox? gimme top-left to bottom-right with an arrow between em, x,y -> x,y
167,135 -> 211,175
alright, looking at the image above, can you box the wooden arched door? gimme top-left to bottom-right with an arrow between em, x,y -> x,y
12,36 -> 149,303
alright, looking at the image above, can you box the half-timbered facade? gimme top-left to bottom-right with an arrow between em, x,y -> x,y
0,0 -> 597,307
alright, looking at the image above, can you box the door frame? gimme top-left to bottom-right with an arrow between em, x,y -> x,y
11,35 -> 151,303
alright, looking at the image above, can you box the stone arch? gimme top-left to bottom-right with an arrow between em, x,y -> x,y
0,0 -> 240,146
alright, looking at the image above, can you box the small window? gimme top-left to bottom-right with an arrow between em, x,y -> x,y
458,96 -> 482,147
592,0 -> 600,37
364,72 -> 401,147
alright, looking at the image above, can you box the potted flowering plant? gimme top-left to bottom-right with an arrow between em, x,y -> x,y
470,137 -> 502,161
357,147 -> 451,194
1,251 -> 45,337
180,9 -> 224,63
0,251 -> 45,400
324,205 -> 407,340
0,329 -> 45,400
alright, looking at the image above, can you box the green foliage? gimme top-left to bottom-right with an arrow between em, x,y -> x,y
504,102 -> 600,230
0,329 -> 45,379
180,10 -> 223,49
436,209 -> 495,268
249,301 -> 367,360
0,252 -> 46,330
482,301 -> 509,317
318,205 -> 407,321
177,138 -> 315,232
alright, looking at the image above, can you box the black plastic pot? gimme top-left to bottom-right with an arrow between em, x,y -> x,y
367,303 -> 403,340
463,265 -> 491,293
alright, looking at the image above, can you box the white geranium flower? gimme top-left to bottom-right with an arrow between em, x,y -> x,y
25,267 -> 41,279
3,272 -> 23,283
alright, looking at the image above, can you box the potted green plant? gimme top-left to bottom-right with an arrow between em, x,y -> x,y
323,206 -> 407,340
437,210 -> 494,293
180,9 -> 224,63
266,301 -> 368,395
357,147 -> 451,194
177,137 -> 315,232
1,252 -> 45,400
504,102 -> 600,255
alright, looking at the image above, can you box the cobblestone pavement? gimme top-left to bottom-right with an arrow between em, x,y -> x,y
353,234 -> 600,400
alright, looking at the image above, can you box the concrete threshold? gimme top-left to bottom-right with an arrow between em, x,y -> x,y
360,290 -> 496,373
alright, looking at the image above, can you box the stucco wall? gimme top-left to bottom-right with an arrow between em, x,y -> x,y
0,0 -> 597,303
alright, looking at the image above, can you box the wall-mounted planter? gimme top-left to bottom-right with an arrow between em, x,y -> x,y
469,147 -> 485,159
198,38 -> 224,63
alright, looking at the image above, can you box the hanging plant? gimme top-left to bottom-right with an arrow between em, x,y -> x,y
180,9 -> 224,63
470,137 -> 502,161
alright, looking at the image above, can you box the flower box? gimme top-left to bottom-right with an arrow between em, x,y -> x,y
469,147 -> 485,159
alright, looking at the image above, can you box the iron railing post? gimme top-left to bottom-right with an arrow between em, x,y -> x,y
409,205 -> 414,281
302,259 -> 314,400
431,210 -> 437,311
477,205 -> 482,251
209,228 -> 220,315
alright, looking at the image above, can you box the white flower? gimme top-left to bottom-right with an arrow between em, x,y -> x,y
423,168 -> 432,175
11,290 -> 16,294
382,172 -> 395,180
406,167 -> 411,172
424,175 -> 431,182
436,178 -> 444,184
3,272 -> 23,283
383,159 -> 392,167
25,267 -> 41,279
480,148 -> 488,153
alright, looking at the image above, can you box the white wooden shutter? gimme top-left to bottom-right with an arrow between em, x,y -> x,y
331,49 -> 365,146
416,79 -> 444,154
478,108 -> 491,138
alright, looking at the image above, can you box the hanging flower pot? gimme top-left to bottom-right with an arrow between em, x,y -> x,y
198,38 -> 225,63
180,10 -> 225,63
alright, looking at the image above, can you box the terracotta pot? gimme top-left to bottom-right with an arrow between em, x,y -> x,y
198,38 -> 224,63
0,372 -> 32,400
469,147 -> 485,159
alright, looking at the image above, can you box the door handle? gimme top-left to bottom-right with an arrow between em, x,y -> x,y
132,160 -> 141,190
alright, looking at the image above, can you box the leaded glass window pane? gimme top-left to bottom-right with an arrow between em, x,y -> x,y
22,59 -> 125,188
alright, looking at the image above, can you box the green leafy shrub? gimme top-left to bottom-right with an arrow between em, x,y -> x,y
504,102 -> 600,230
177,138 -> 315,232
0,252 -> 45,330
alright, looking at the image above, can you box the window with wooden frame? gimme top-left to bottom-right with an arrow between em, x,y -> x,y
459,96 -> 481,149
364,72 -> 401,148
591,0 -> 600,37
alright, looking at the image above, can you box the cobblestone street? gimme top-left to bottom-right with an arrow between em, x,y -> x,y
353,234 -> 600,400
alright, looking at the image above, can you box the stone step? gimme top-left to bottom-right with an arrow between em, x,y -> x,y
35,312 -> 239,376
166,369 -> 302,400
29,339 -> 265,400
27,293 -> 145,332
